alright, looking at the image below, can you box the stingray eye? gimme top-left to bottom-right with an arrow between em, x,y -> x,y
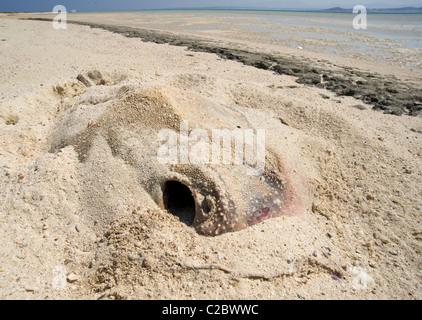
202,198 -> 211,215
162,180 -> 196,226
203,195 -> 217,215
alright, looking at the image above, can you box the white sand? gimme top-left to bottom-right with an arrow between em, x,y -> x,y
0,17 -> 421,300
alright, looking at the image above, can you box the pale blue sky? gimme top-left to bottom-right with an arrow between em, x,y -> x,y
1,0 -> 421,12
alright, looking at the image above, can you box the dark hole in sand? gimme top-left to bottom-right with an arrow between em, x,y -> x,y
163,181 -> 196,226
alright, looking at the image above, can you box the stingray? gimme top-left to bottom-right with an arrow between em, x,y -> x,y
50,71 -> 301,236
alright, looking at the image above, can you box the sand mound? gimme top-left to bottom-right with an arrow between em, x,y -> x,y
48,71 -> 307,237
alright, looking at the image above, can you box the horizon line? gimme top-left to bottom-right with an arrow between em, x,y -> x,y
2,6 -> 422,14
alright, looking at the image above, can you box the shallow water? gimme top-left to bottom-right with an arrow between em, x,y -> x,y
43,10 -> 422,68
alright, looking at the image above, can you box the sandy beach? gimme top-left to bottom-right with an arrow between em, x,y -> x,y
0,13 -> 421,300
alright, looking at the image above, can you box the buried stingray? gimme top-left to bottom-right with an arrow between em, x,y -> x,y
50,80 -> 302,236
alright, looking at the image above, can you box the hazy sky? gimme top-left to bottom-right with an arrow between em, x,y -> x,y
1,0 -> 421,12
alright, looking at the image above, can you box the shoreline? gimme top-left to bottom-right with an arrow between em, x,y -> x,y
25,17 -> 422,116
